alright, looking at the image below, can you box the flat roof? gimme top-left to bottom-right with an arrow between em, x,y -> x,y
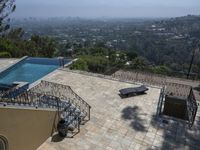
38,69 -> 200,150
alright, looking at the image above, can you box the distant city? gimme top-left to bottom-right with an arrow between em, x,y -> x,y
10,15 -> 200,78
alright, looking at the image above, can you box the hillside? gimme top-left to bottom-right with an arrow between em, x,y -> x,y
5,15 -> 200,78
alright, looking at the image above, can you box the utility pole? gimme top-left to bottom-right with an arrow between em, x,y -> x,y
187,48 -> 196,79
187,40 -> 199,79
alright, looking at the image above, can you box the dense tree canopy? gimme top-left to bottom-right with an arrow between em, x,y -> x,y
0,14 -> 200,79
0,28 -> 57,57
70,48 -> 127,74
130,56 -> 150,70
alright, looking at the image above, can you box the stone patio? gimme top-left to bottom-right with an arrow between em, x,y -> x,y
37,70 -> 200,150
0,58 -> 19,72
0,60 -> 199,150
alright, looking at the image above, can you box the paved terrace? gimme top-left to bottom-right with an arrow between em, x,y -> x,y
0,58 -> 19,72
38,70 -> 200,150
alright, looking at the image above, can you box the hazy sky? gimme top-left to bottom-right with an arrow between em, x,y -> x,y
12,0 -> 200,18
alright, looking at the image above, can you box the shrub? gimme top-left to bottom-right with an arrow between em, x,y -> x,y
0,51 -> 11,58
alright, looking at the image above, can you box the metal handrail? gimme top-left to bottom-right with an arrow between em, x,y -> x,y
187,88 -> 198,128
29,80 -> 91,121
0,91 -> 60,109
61,68 -> 168,87
0,90 -> 81,137
0,86 -> 18,98
164,82 -> 191,98
0,80 -> 91,122
112,70 -> 167,86
157,86 -> 165,116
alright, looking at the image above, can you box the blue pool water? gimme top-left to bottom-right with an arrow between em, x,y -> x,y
0,57 -> 70,84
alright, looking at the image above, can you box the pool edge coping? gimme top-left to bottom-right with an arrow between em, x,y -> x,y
28,58 -> 74,89
0,56 -> 28,76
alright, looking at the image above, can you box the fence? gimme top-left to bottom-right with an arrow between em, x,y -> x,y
112,70 -> 167,86
187,88 -> 198,128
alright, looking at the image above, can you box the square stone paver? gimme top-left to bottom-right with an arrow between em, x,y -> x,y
37,70 -> 200,150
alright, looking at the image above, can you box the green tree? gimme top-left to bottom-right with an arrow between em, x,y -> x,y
0,51 -> 11,57
0,0 -> 16,35
31,35 -> 56,57
0,37 -> 21,57
130,56 -> 150,70
126,51 -> 138,61
6,28 -> 24,40
70,59 -> 88,71
152,66 -> 172,75
0,29 -> 57,58
70,55 -> 109,73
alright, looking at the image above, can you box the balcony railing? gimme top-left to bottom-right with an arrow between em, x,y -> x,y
0,90 -> 60,109
1,90 -> 81,137
187,88 -> 198,128
112,70 -> 167,86
164,82 -> 191,98
29,80 -> 91,122
157,83 -> 198,127
0,86 -> 17,98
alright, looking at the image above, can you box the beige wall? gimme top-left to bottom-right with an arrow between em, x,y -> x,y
0,107 -> 59,150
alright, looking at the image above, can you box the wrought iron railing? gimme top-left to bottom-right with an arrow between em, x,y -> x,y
164,82 -> 191,98
0,91 -> 60,109
0,83 -> 29,99
0,80 -> 91,131
61,68 -> 167,88
187,88 -> 198,128
157,83 -> 198,127
0,86 -> 17,98
29,80 -> 91,122
2,82 -> 90,114
0,90 -> 8,98
1,90 -> 81,137
156,86 -> 165,116
157,83 -> 192,116
112,70 -> 167,86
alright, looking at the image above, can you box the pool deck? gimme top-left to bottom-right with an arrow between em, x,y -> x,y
37,69 -> 200,150
0,59 -> 200,150
0,58 -> 19,72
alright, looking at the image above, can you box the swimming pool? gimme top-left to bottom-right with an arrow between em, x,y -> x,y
0,57 -> 71,84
